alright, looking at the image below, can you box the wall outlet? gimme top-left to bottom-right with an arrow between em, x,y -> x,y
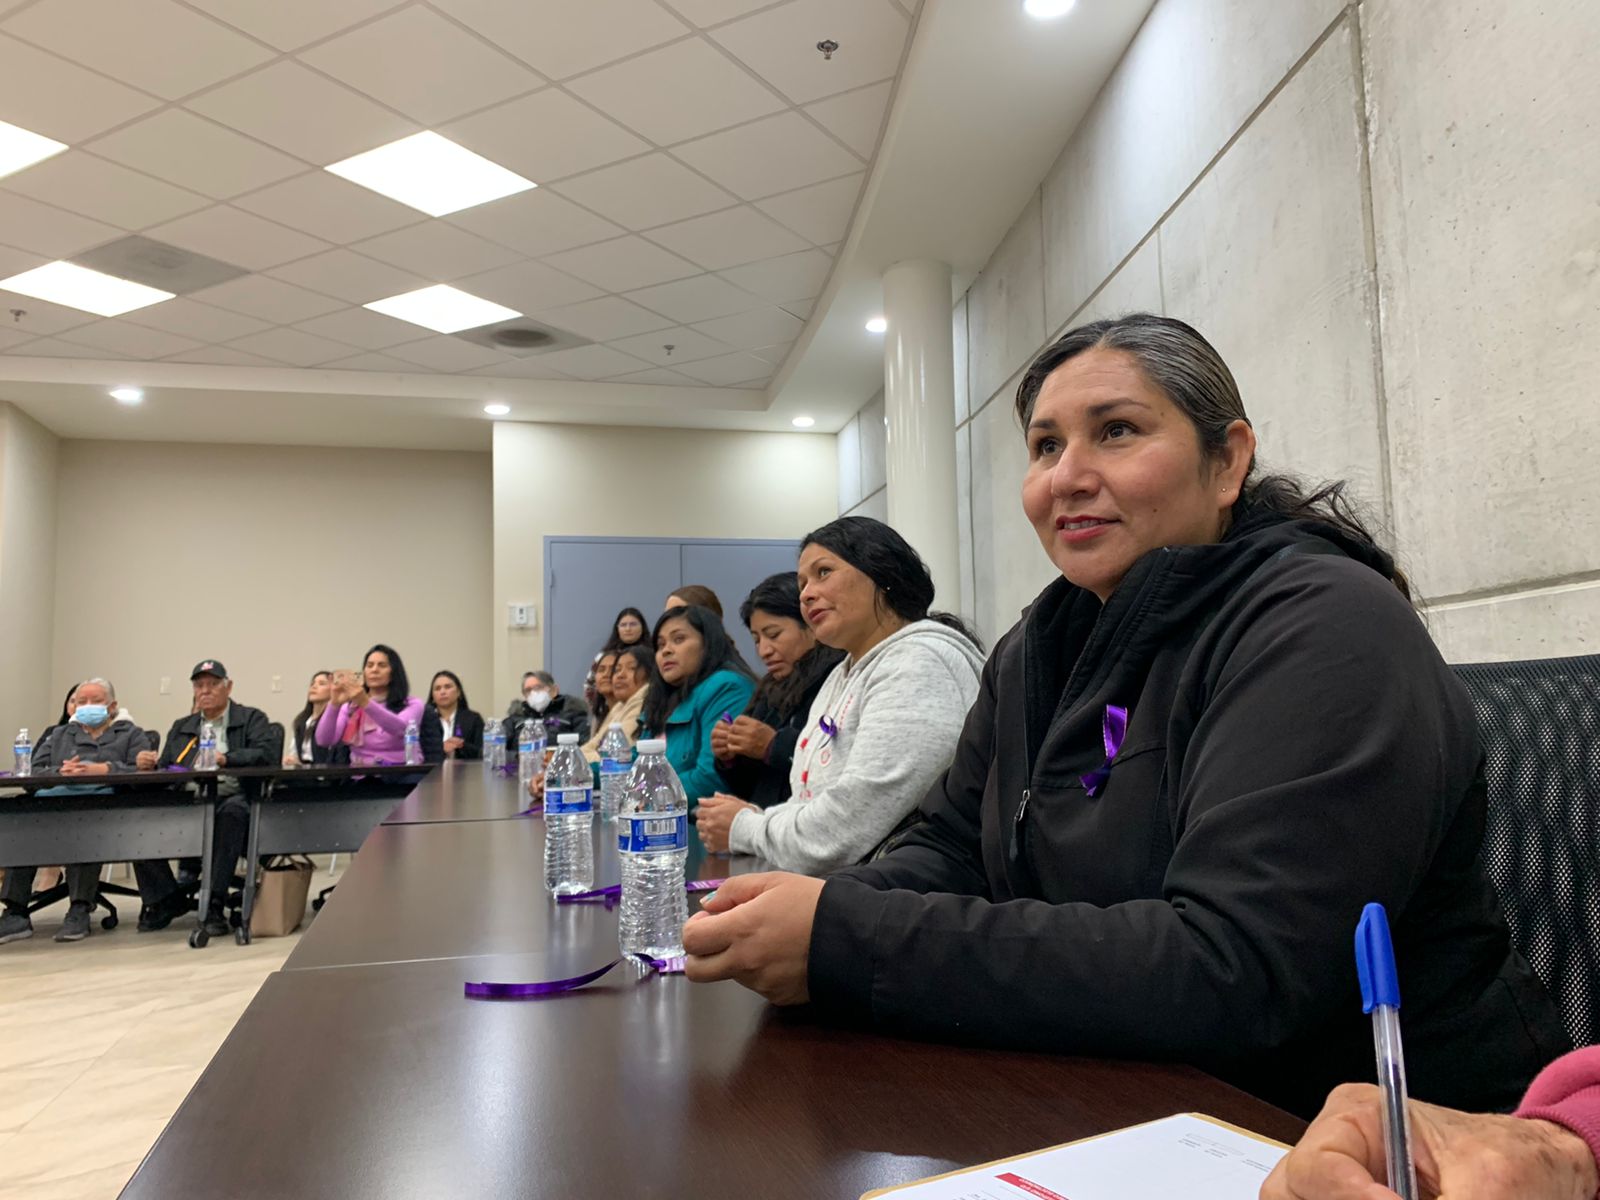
271,674 -> 282,692
159,676 -> 171,695
508,602 -> 537,630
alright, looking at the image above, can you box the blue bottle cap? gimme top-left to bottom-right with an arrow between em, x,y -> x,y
1355,901 -> 1402,1013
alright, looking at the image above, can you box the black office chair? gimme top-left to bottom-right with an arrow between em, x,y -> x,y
1453,654 -> 1600,1048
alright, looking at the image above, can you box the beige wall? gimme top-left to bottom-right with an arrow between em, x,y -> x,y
493,421 -> 837,706
51,440 -> 492,739
0,402 -> 60,743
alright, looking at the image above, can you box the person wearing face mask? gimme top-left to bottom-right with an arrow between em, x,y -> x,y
504,670 -> 590,743
0,678 -> 149,945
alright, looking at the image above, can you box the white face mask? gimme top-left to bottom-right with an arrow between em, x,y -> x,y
525,688 -> 552,713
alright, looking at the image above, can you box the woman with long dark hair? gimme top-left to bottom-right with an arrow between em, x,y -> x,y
315,644 -> 425,767
603,607 -> 649,652
419,670 -> 483,763
638,605 -> 755,808
684,314 -> 1565,1119
284,670 -> 345,765
581,644 -> 652,762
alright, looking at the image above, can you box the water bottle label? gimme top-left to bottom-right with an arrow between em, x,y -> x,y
618,813 -> 688,853
546,785 -> 592,814
599,758 -> 629,775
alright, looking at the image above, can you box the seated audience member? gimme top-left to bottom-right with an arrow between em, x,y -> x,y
638,605 -> 756,808
284,670 -> 342,765
37,683 -> 77,742
696,524 -> 983,870
706,572 -> 844,811
420,670 -> 483,763
684,314 -> 1567,1118
581,645 -> 652,763
1264,1046 -> 1600,1200
664,584 -> 723,618
316,644 -> 425,766
503,670 -> 590,742
590,650 -> 618,726
603,606 -> 649,652
134,660 -> 275,936
0,679 -> 147,945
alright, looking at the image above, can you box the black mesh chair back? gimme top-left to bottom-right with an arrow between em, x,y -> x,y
1452,655 -> 1600,1048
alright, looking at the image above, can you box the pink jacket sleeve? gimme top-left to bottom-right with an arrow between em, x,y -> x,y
315,702 -> 349,747
1516,1045 -> 1600,1183
359,695 -> 425,737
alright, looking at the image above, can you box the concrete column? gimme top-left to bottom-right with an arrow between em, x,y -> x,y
882,258 -> 960,608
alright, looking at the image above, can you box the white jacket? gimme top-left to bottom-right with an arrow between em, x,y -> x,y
728,619 -> 986,874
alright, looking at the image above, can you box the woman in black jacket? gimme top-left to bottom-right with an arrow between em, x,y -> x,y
683,314 -> 1568,1119
419,670 -> 484,763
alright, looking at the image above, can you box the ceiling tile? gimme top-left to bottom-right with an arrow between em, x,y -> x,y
755,172 -> 863,244
234,172 -> 422,245
0,325 -> 35,351
624,273 -> 764,323
265,249 -> 425,305
606,326 -> 730,366
781,297 -> 815,320
4,335 -> 105,358
0,192 -> 121,259
5,153 -> 210,230
0,293 -> 96,337
447,189 -> 622,260
717,247 -> 832,302
88,111 -> 307,200
455,260 -> 602,314
192,274 -> 346,324
185,0 -> 405,51
0,33 -> 162,143
188,62 -> 420,165
324,350 -> 437,373
803,81 -> 892,159
608,365 -> 698,386
470,355 -> 570,380
673,350 -> 772,385
443,90 -> 648,185
431,0 -> 687,80
646,207 -> 808,271
57,319 -> 203,360
145,205 -> 332,272
352,222 -> 510,281
300,7 -> 544,126
122,297 -> 271,343
566,38 -> 783,145
536,295 -> 673,342
749,340 -> 794,365
531,343 -> 653,380
3,0 -> 274,101
163,344 -> 281,366
657,0 -> 777,27
386,335 -> 511,372
228,327 -> 355,367
691,305 -> 804,349
674,112 -> 861,200
291,307 -> 428,351
0,242 -> 46,280
551,154 -> 735,230
543,236 -> 699,293
710,0 -> 908,104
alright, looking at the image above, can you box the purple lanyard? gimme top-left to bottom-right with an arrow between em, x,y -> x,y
1078,704 -> 1128,798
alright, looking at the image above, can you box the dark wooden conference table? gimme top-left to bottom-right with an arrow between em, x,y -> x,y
119,762 -> 1303,1199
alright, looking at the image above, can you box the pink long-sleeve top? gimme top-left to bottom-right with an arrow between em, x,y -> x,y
315,695 -> 426,766
1517,1045 -> 1600,1182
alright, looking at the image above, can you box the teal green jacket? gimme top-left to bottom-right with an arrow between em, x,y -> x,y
659,668 -> 756,808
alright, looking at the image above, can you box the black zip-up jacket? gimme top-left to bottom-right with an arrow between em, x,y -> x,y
808,510 -> 1568,1118
419,705 -> 484,763
156,704 -> 276,769
503,693 -> 590,744
717,645 -> 844,808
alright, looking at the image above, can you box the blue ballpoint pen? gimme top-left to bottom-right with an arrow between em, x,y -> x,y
1355,902 -> 1419,1200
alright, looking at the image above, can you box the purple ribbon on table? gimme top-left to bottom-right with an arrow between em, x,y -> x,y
163,765 -> 192,773
556,877 -> 725,904
1078,704 -> 1129,798
495,762 -> 519,778
516,802 -> 543,818
464,953 -> 685,999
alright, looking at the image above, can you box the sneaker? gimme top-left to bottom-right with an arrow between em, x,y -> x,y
54,903 -> 91,942
0,910 -> 33,944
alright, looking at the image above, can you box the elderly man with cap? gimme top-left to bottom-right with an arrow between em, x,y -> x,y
134,660 -> 275,936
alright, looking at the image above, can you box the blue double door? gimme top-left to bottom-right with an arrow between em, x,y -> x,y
543,537 -> 803,696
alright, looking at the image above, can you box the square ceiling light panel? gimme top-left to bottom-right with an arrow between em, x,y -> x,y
0,119 -> 67,181
0,261 -> 173,316
365,284 -> 519,334
327,131 -> 536,217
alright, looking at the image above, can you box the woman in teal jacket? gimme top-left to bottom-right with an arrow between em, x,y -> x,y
640,605 -> 757,808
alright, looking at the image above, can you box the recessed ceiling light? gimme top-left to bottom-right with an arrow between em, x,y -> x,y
327,131 -> 536,217
0,119 -> 67,181
1024,0 -> 1076,18
791,415 -> 816,428
110,387 -> 144,405
865,316 -> 888,334
484,403 -> 511,417
0,261 -> 174,317
365,285 -> 520,334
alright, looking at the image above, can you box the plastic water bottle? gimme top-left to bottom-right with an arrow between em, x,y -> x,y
197,721 -> 218,770
13,728 -> 32,778
617,738 -> 688,959
484,718 -> 506,770
544,733 -> 593,896
403,721 -> 421,766
518,718 -> 547,786
597,724 -> 632,820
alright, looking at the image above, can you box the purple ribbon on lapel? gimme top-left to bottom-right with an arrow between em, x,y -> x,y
818,714 -> 838,740
1079,704 -> 1129,798
464,953 -> 685,999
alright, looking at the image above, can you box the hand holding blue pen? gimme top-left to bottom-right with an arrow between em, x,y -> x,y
1356,902 -> 1419,1200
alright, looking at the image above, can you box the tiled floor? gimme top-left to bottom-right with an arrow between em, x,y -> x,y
0,863 -> 342,1200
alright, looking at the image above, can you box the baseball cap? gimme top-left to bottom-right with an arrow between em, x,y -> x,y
190,660 -> 228,680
